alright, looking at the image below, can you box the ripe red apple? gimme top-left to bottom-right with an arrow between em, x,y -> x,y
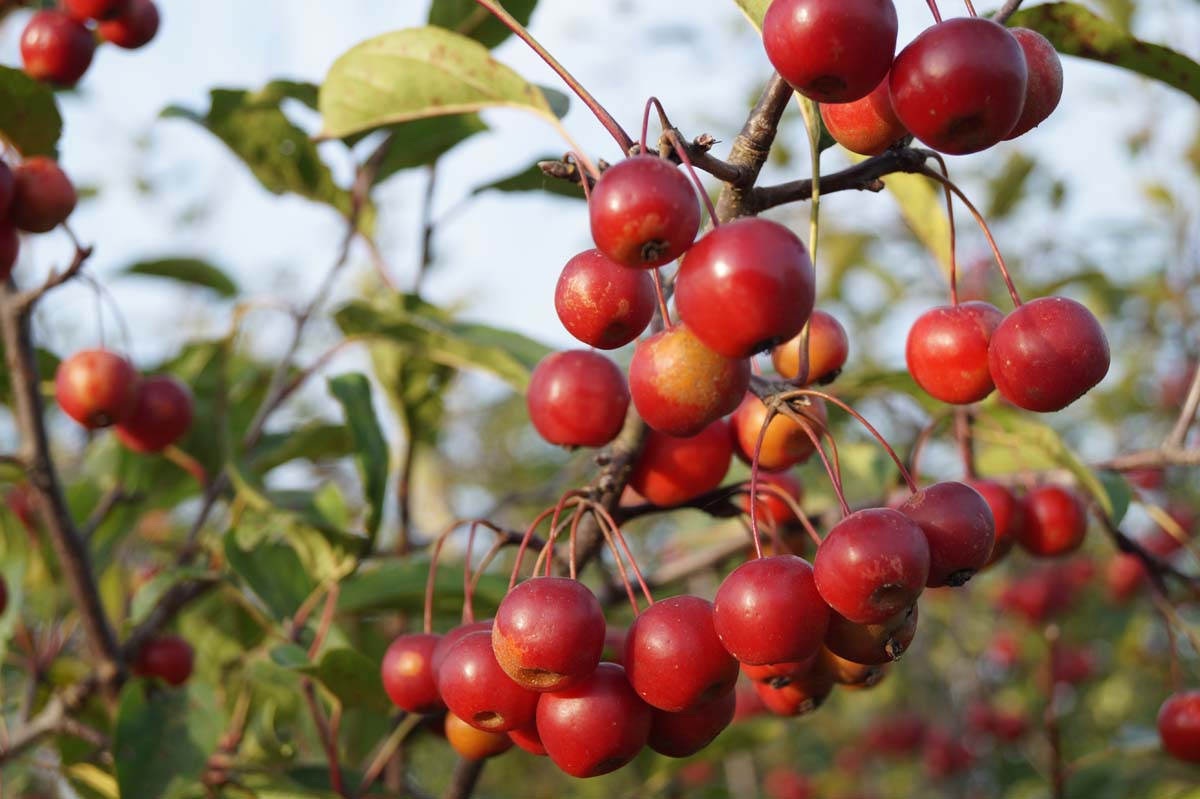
97,0 -> 160,49
819,75 -> 908,156
526,350 -> 629,448
114,375 -> 193,453
890,17 -> 1027,154
64,0 -> 130,21
507,721 -> 546,756
713,555 -> 829,665
11,157 -> 78,234
380,633 -> 443,714
675,217 -> 815,359
899,481 -> 996,587
445,712 -> 513,760
491,577 -> 605,692
1158,691 -> 1200,763
589,155 -> 699,268
740,653 -> 819,687
132,634 -> 194,686
771,310 -> 850,385
1005,28 -> 1064,139
819,647 -> 885,689
988,297 -> 1110,412
628,420 -> 733,506
823,605 -> 918,666
731,394 -> 827,471
762,0 -> 898,103
536,663 -> 651,777
431,619 -> 492,684
554,249 -> 655,349
648,689 -> 736,758
55,349 -> 141,429
967,479 -> 1023,566
740,470 -> 804,527
629,324 -> 749,437
437,630 -> 538,732
752,667 -> 833,716
625,595 -> 738,712
906,302 -> 1004,404
20,10 -> 95,87
1019,485 -> 1087,557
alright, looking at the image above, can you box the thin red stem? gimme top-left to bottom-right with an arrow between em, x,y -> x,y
790,320 -> 812,386
423,521 -> 463,634
794,389 -> 918,493
925,0 -> 944,22
963,0 -> 977,14
587,501 -> 654,606
509,507 -> 559,590
664,129 -> 719,227
587,503 -> 642,614
652,268 -> 672,327
927,153 -> 960,306
793,412 -> 851,517
747,406 -> 778,558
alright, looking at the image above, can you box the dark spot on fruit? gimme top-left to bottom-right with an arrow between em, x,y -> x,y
472,711 -> 502,729
945,568 -> 976,587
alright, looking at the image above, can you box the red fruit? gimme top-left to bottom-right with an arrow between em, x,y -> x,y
554,249 -> 655,349
589,155 -> 699,268
713,555 -> 829,665
771,310 -> 850,385
437,630 -> 538,732
537,663 -> 651,778
819,647 -> 885,689
97,0 -> 159,49
0,221 -> 19,282
629,324 -> 749,437
968,479 -> 1023,566
814,508 -> 930,624
648,689 -> 736,757
492,577 -> 605,692
431,620 -> 492,683
1005,29 -> 1064,139
824,605 -> 918,666
865,712 -> 928,757
64,0 -> 130,21
988,297 -> 1110,412
380,633 -> 443,714
733,682 -> 766,721
731,394 -> 827,471
1106,552 -> 1146,603
526,350 -> 629,448
923,729 -> 974,778
997,569 -> 1076,624
132,634 -> 194,686
20,11 -> 95,87
601,625 -> 626,665
5,485 -> 37,533
628,421 -> 733,507
0,162 -> 14,219
445,712 -> 513,760
1019,485 -> 1087,557
114,375 -> 193,453
820,75 -> 908,156
986,632 -> 1022,670
55,349 -> 141,429
740,471 -> 804,526
900,481 -> 996,587
625,595 -> 738,712
1158,691 -> 1200,763
752,668 -> 833,716
1052,645 -> 1096,686
740,653 -> 818,687
675,217 -> 815,359
764,768 -> 817,799
890,17 -> 1027,154
507,721 -> 547,756
906,302 -> 1004,404
11,157 -> 78,234
762,0 -> 898,103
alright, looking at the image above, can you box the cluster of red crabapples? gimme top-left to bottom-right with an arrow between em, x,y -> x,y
20,0 -> 160,88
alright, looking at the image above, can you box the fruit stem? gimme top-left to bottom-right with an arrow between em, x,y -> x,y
927,152 -> 960,306
925,0 -> 944,22
425,519 -> 494,634
162,445 -> 207,486
907,411 -> 950,486
797,96 -> 822,273
964,0 -> 978,15
748,411 -> 770,558
474,0 -> 635,155
585,500 -> 645,614
640,96 -> 673,156
512,491 -> 583,589
794,389 -> 919,493
663,128 -> 720,227
588,500 -> 655,605
918,164 -> 1023,308
792,410 -> 853,517
790,321 -> 813,387
954,407 -> 978,480
651,268 -> 673,327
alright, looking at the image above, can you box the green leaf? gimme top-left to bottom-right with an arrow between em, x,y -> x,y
327,374 -> 389,544
311,648 -> 391,712
986,152 -> 1036,221
473,157 -> 586,199
335,295 -> 550,392
339,558 -> 507,616
121,257 -> 239,297
269,642 -> 313,669
372,114 -> 488,184
113,682 -> 222,799
1098,471 -> 1133,525
0,65 -> 63,157
0,348 -> 59,409
319,27 -> 560,140
876,166 -> 953,276
1007,3 -> 1200,104
224,530 -> 318,621
428,0 -> 538,49
164,87 -> 353,214
250,424 -> 355,474
732,0 -> 769,31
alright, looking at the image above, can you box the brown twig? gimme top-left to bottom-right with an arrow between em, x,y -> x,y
1164,360 -> 1200,450
443,757 -> 485,799
79,483 -> 139,540
715,72 -> 794,221
995,0 -> 1025,24
749,146 -> 932,214
303,682 -> 348,798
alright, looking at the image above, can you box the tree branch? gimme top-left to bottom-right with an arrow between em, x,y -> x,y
995,0 -> 1025,24
715,71 -> 794,222
1164,360 -> 1200,450
443,757 -> 485,799
749,146 -> 932,214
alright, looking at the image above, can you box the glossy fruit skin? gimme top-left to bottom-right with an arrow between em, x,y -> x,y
625,595 -> 739,712
12,157 -> 78,233
20,11 -> 95,87
114,375 -> 193,453
55,350 -> 141,429
0,221 -> 19,282
648,689 -> 736,757
819,647 -> 885,688
526,350 -> 629,448
763,0 -> 898,103
1019,485 -> 1087,557
771,310 -> 850,385
554,249 -> 655,349
732,394 -> 827,472
0,161 -> 14,219
97,0 -> 160,49
1158,691 -> 1200,763
740,653 -> 818,687
431,620 -> 492,683
380,633 -> 443,714
492,577 -> 605,692
890,17 -> 1027,155
628,420 -> 733,507
64,0 -> 130,21
814,508 -> 931,624
507,721 -> 547,756
988,297 -> 1110,412
968,479 -> 1023,566
589,156 -> 699,268
900,481 -> 996,587
906,302 -> 1004,404
820,75 -> 908,156
824,605 -> 917,666
740,470 -> 803,526
537,663 -> 651,778
437,630 -> 538,732
445,712 -> 513,760
675,217 -> 815,359
132,635 -> 194,686
752,667 -> 833,716
713,555 -> 829,665
629,324 -> 749,437
1005,29 -> 1064,139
